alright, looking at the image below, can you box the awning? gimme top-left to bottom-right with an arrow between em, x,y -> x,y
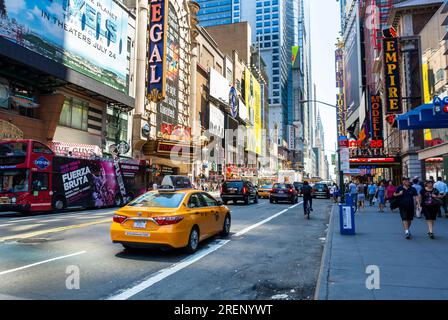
396,103 -> 448,130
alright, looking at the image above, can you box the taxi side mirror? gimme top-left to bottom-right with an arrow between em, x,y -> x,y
217,200 -> 224,206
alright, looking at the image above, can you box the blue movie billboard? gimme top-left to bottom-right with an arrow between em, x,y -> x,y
0,0 -> 129,93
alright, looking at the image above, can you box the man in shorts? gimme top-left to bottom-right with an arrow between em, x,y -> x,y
394,177 -> 418,239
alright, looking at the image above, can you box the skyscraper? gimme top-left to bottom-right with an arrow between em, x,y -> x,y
198,0 -> 307,148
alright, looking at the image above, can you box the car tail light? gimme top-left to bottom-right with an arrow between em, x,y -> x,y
153,216 -> 184,226
289,188 -> 294,194
242,186 -> 248,194
113,214 -> 127,224
271,189 -> 275,193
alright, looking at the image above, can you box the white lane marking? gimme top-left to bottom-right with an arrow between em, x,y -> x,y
0,251 -> 86,276
0,223 -> 14,228
107,204 -> 300,300
233,201 -> 302,237
107,240 -> 230,300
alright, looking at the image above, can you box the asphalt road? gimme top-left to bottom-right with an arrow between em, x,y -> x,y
0,198 -> 331,300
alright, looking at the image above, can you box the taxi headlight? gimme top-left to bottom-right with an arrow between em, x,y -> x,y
11,197 -> 17,203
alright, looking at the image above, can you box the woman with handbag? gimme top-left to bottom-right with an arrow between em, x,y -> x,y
419,180 -> 444,239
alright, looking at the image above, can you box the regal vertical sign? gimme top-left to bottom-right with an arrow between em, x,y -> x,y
383,37 -> 402,113
335,47 -> 346,136
147,0 -> 169,103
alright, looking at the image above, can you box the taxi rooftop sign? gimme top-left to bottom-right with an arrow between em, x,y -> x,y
147,0 -> 169,103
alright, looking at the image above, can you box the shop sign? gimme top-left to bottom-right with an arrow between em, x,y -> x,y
349,139 -> 383,149
229,87 -> 238,118
369,94 -> 383,141
147,0 -> 169,102
157,142 -> 193,156
383,37 -> 402,113
350,157 -> 399,164
51,141 -> 103,158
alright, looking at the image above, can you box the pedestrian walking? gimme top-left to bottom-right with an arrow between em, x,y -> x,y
331,183 -> 339,203
394,177 -> 418,239
349,180 -> 358,210
418,180 -> 444,239
357,182 -> 366,211
386,180 -> 396,211
368,182 -> 377,206
376,181 -> 386,213
434,176 -> 447,218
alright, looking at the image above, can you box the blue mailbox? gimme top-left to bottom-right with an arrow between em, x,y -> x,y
339,193 -> 356,235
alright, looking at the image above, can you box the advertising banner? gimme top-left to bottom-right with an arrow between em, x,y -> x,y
0,0 -> 130,93
383,37 -> 402,113
343,10 -> 362,118
210,68 -> 231,104
209,103 -> 225,139
336,93 -> 346,136
148,0 -> 168,102
244,69 -> 262,155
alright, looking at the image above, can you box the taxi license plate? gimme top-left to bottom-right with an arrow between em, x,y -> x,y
133,221 -> 147,229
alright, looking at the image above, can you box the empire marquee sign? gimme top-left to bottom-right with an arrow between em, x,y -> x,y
147,0 -> 169,103
383,37 -> 402,114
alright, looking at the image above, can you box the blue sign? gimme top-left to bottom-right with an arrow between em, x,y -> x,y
433,96 -> 442,106
229,87 -> 238,118
147,0 -> 168,103
34,156 -> 50,170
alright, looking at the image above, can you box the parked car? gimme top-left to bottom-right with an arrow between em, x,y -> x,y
258,184 -> 273,199
220,180 -> 258,205
270,183 -> 299,204
293,182 -> 304,196
312,183 -> 330,199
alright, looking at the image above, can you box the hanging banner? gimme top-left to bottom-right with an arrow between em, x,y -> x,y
147,0 -> 169,103
369,94 -> 383,142
383,37 -> 402,114
336,93 -> 346,136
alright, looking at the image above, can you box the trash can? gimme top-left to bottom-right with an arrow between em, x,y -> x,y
339,203 -> 355,235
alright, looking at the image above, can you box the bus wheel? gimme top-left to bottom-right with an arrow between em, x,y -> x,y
52,196 -> 66,211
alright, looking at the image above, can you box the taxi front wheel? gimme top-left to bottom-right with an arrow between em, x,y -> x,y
185,226 -> 200,253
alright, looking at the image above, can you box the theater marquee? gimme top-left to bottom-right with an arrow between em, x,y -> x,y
147,0 -> 169,103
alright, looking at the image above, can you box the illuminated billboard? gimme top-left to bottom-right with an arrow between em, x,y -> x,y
0,0 -> 130,93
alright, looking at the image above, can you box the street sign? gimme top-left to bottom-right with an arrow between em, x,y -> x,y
340,148 -> 350,171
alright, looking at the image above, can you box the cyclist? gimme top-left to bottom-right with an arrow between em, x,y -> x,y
302,181 -> 313,215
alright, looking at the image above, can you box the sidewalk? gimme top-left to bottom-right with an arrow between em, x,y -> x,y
316,203 -> 448,300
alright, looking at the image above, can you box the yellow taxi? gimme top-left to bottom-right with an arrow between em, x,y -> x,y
257,184 -> 273,199
110,176 -> 231,253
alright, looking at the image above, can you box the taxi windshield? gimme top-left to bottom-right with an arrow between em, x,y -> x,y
261,185 -> 272,189
0,169 -> 29,193
128,192 -> 186,208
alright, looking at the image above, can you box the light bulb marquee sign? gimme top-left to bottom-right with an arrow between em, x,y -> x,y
147,0 -> 169,103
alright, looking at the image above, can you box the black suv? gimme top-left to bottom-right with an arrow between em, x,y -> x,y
220,180 -> 258,205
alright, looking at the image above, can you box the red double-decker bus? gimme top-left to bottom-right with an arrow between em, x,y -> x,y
0,139 -> 149,213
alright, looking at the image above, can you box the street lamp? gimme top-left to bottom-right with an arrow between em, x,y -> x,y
298,99 -> 344,201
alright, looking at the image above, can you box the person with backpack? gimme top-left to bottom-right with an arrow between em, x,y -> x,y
419,180 -> 444,239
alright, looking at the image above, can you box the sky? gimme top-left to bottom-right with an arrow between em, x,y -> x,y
309,0 -> 341,180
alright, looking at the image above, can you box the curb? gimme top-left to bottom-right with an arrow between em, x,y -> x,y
314,203 -> 337,300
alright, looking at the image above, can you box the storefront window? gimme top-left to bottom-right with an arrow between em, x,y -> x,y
58,98 -> 88,131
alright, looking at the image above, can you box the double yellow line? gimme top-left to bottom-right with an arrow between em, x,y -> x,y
0,218 -> 111,243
